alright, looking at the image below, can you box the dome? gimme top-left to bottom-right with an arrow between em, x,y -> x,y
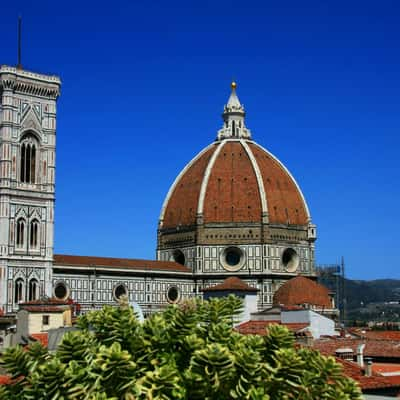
273,276 -> 331,308
159,84 -> 311,229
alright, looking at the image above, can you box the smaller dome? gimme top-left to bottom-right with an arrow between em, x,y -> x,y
202,277 -> 258,293
273,276 -> 331,308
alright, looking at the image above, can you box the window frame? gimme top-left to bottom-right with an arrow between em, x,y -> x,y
16,218 -> 26,249
14,278 -> 25,304
29,219 -> 40,250
28,278 -> 39,301
19,134 -> 39,185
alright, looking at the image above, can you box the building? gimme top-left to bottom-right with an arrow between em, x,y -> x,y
0,64 -> 317,317
236,276 -> 338,339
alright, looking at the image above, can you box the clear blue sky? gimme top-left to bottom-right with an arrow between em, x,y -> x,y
1,0 -> 399,280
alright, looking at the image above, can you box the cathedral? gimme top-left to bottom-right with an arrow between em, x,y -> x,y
0,64 -> 317,316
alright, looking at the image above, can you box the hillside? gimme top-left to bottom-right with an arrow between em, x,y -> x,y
318,277 -> 400,323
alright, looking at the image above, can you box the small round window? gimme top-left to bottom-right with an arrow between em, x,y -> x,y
172,250 -> 185,265
220,246 -> 245,272
282,248 -> 300,272
167,286 -> 179,303
113,284 -> 127,300
54,282 -> 68,300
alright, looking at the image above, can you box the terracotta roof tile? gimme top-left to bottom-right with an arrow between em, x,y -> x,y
249,143 -> 308,225
21,298 -> 68,305
203,141 -> 262,223
160,140 -> 310,228
202,277 -> 258,292
163,145 -> 217,228
0,375 -> 11,385
30,333 -> 48,347
334,358 -> 400,390
236,320 -> 309,335
313,338 -> 400,359
372,363 -> 400,375
273,276 -> 331,308
54,254 -> 191,273
349,329 -> 400,341
22,306 -> 67,313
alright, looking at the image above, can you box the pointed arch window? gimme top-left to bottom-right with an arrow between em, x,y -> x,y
28,279 -> 39,301
20,135 -> 37,184
14,278 -> 24,303
30,219 -> 39,249
16,218 -> 25,248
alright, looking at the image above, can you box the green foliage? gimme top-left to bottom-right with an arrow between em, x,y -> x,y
0,295 -> 362,399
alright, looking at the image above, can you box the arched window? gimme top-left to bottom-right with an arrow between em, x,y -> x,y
28,279 -> 39,301
16,218 -> 25,248
14,278 -> 24,303
20,135 -> 37,184
30,219 -> 39,249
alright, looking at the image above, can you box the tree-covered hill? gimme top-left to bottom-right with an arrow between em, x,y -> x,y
319,276 -> 400,323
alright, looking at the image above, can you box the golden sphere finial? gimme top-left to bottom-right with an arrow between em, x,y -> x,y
231,81 -> 237,90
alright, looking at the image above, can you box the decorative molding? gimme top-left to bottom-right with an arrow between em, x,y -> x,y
0,66 -> 61,99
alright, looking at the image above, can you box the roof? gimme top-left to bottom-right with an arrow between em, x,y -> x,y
236,320 -> 309,335
21,298 -> 68,305
54,254 -> 191,273
313,338 -> 400,359
273,276 -> 332,308
334,358 -> 400,391
349,328 -> 400,341
30,333 -> 49,347
160,139 -> 309,228
372,363 -> 400,375
21,306 -> 68,313
0,376 -> 11,385
202,277 -> 258,293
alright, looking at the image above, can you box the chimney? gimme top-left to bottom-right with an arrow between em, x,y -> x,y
357,343 -> 366,367
364,357 -> 372,377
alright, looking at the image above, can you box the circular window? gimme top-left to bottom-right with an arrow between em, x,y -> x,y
113,284 -> 127,300
54,282 -> 68,300
220,247 -> 245,272
172,250 -> 185,265
166,286 -> 179,303
282,248 -> 300,272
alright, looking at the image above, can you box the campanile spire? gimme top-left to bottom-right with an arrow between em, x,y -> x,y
217,81 -> 251,140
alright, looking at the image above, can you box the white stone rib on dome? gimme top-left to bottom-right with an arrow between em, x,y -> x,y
158,142 -> 216,226
240,139 -> 269,221
251,141 -> 312,223
197,140 -> 225,215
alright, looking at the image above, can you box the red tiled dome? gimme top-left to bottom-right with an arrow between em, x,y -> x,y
273,276 -> 331,308
159,139 -> 310,228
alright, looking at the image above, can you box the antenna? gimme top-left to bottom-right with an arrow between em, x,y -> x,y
17,16 -> 22,69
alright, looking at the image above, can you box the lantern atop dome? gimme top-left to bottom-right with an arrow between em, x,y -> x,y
217,82 -> 252,140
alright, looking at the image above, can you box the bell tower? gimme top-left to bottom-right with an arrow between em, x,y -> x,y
0,65 -> 61,313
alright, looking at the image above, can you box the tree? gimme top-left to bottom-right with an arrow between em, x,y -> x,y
0,295 -> 362,399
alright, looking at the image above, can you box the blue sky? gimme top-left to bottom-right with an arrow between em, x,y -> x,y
1,0 -> 400,280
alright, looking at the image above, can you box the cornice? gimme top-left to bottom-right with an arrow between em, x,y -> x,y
0,65 -> 61,99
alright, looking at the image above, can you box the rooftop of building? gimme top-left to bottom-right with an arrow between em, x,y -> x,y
53,254 -> 191,273
202,277 -> 258,293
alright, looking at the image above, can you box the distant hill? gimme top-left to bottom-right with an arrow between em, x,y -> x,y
344,279 -> 400,308
318,277 -> 400,323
